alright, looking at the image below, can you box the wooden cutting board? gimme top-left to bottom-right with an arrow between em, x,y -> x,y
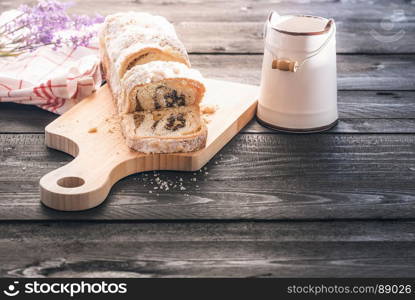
40,79 -> 258,211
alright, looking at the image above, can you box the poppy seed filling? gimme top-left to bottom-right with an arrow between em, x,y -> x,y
165,113 -> 186,131
153,86 -> 186,109
151,120 -> 160,130
164,89 -> 186,107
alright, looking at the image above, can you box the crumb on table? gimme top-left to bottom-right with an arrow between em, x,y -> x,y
88,127 -> 98,133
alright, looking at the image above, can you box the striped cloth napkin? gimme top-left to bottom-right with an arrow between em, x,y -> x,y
0,44 -> 102,114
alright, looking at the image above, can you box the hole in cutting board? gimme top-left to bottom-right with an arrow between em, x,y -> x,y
57,177 -> 85,188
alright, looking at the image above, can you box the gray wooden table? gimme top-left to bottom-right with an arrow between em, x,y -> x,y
0,0 -> 415,277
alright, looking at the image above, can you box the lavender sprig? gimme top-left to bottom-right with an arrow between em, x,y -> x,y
0,0 -> 104,56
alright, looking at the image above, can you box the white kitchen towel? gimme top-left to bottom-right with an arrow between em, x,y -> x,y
0,44 -> 102,114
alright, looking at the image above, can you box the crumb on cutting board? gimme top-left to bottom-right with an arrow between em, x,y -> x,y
201,104 -> 218,115
201,104 -> 218,125
88,127 -> 97,133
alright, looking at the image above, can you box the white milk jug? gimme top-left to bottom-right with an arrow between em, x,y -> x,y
257,12 -> 338,132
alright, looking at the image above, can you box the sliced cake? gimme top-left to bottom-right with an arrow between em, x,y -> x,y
121,105 -> 207,153
99,12 -> 208,154
120,61 -> 205,113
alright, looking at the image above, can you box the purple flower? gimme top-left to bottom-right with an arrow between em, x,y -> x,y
1,0 -> 103,55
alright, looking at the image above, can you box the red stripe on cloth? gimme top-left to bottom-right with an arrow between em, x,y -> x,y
40,83 -> 54,100
47,80 -> 56,97
42,81 -> 93,89
47,81 -> 61,112
18,80 -> 23,89
64,48 -> 76,61
43,82 -> 93,90
47,81 -> 94,100
45,81 -> 67,112
33,87 -> 43,98
46,84 -> 67,88
43,100 -> 55,111
35,84 -> 55,112
0,83 -> 12,91
55,97 -> 65,111
49,101 -> 57,113
78,82 -> 94,87
51,97 -> 66,112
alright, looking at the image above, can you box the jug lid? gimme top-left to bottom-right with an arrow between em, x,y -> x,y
269,14 -> 333,36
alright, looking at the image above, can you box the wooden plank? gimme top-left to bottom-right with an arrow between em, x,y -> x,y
243,119 -> 415,134
2,90 -> 415,134
192,54 -> 415,89
0,102 -> 56,133
4,0 -> 413,23
2,221 -> 415,277
1,133 -> 415,220
176,21 -> 415,54
1,1 -> 413,54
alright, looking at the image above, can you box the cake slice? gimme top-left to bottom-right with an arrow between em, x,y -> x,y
120,61 -> 205,113
121,105 -> 207,153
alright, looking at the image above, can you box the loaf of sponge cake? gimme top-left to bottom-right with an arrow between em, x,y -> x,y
99,12 -> 207,154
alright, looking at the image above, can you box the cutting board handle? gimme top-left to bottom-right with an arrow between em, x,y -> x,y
39,151 -> 116,211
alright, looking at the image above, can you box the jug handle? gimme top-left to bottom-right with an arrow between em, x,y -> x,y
324,19 -> 334,33
296,18 -> 335,68
263,11 -> 280,39
268,18 -> 336,72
